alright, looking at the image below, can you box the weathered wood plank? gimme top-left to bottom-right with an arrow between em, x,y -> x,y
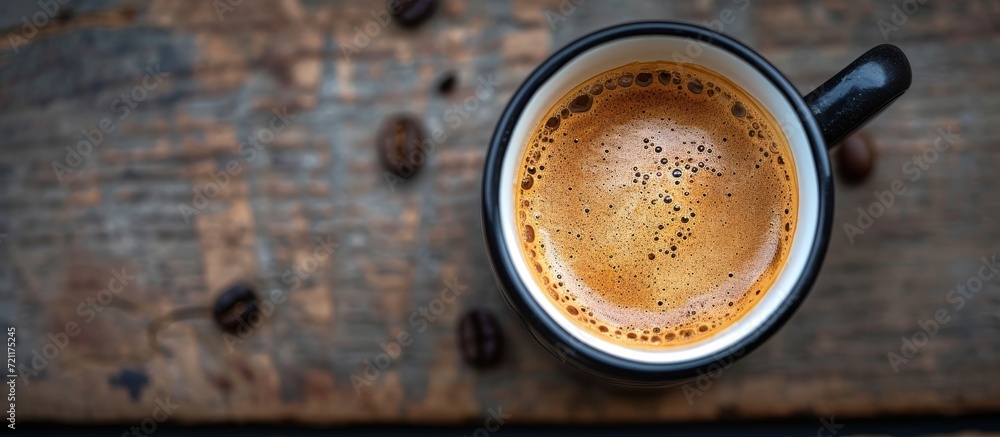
1,0 -> 998,425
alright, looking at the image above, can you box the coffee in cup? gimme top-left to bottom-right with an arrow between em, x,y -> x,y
514,61 -> 797,349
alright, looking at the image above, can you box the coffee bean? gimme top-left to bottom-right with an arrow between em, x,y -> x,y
55,8 -> 75,24
213,283 -> 260,334
458,309 -> 503,368
377,115 -> 427,178
437,71 -> 457,95
834,131 -> 876,185
390,0 -> 438,29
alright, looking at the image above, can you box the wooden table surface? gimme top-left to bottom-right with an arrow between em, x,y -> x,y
1,0 -> 999,426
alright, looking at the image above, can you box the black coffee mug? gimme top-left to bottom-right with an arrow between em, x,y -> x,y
481,22 -> 911,386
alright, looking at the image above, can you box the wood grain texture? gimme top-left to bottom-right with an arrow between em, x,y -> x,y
0,0 -> 998,425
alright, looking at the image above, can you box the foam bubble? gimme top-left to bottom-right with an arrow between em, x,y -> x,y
635,72 -> 653,87
657,71 -> 671,85
520,174 -> 534,190
618,72 -> 634,88
731,102 -> 746,118
569,94 -> 593,113
546,116 -> 561,131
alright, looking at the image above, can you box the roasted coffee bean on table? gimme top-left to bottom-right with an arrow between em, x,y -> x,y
377,115 -> 427,178
834,131 -> 876,185
458,308 -> 504,368
437,71 -> 457,95
390,0 -> 438,29
212,283 -> 261,334
54,8 -> 75,23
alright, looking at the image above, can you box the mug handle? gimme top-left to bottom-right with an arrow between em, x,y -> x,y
803,44 -> 912,148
